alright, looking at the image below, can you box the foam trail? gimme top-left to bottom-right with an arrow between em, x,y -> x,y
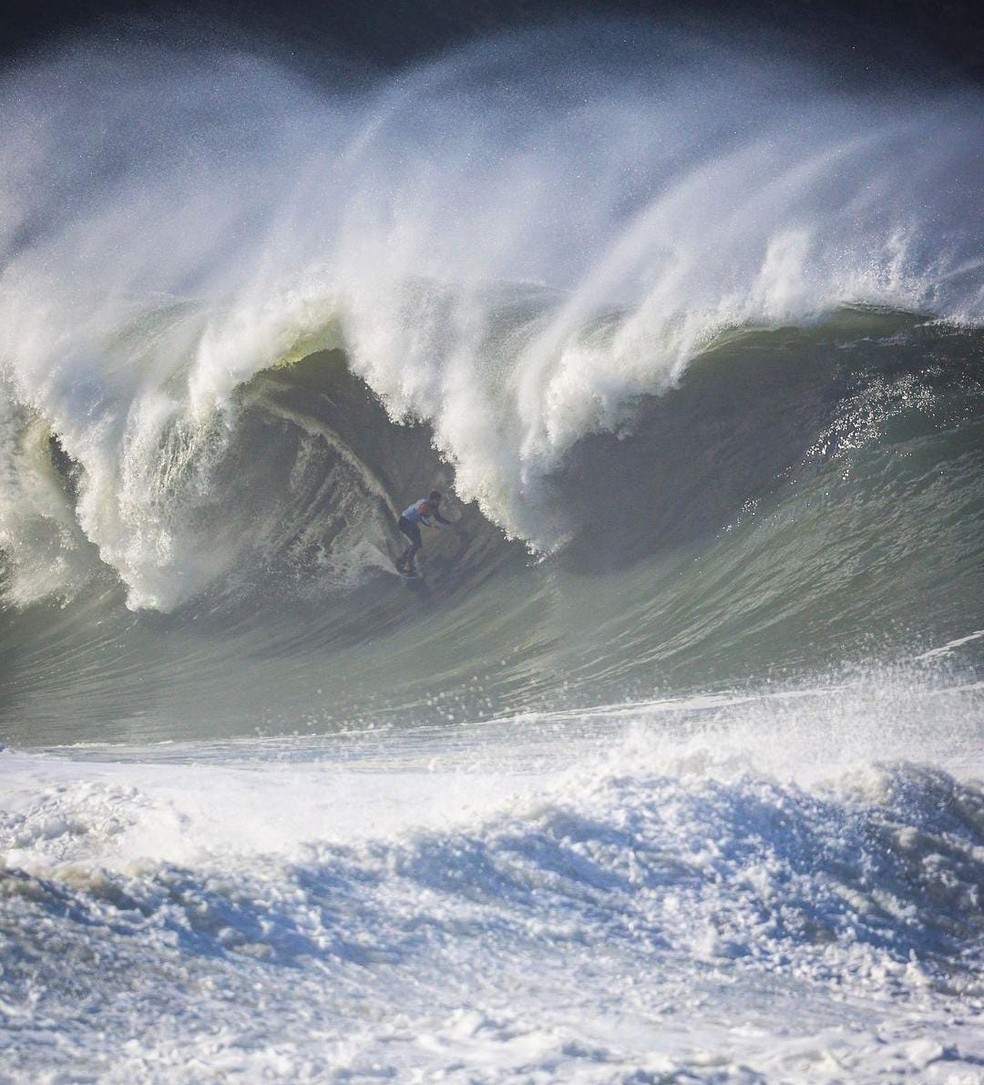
0,24 -> 981,605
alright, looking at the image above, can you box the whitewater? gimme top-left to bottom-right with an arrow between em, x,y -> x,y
1,14 -> 983,1083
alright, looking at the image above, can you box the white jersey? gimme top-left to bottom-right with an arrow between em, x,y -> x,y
401,499 -> 436,525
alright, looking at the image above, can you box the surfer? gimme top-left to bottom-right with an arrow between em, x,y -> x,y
396,491 -> 453,577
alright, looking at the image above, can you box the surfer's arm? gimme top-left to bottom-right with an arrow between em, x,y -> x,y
432,510 -> 453,526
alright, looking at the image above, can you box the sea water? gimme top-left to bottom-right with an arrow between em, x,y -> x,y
1,14 -> 982,1083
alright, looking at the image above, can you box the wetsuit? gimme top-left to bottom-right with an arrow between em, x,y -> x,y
397,498 -> 451,570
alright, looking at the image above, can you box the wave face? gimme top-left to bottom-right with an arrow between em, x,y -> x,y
2,312 -> 982,742
1,16 -> 983,1081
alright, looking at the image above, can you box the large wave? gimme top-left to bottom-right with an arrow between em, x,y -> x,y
1,21 -> 981,612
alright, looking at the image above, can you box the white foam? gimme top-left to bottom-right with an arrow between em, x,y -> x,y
915,629 -> 984,662
2,671 -> 982,1083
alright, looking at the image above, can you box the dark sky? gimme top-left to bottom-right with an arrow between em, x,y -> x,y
1,0 -> 981,80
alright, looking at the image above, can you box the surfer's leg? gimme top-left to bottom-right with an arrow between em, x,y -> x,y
397,518 -> 422,571
405,528 -> 422,570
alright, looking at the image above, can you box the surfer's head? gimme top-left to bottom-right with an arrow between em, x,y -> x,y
429,490 -> 442,504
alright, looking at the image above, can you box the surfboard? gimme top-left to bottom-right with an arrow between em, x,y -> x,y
394,558 -> 424,582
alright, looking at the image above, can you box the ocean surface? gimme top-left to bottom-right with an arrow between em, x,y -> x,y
1,11 -> 982,1083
